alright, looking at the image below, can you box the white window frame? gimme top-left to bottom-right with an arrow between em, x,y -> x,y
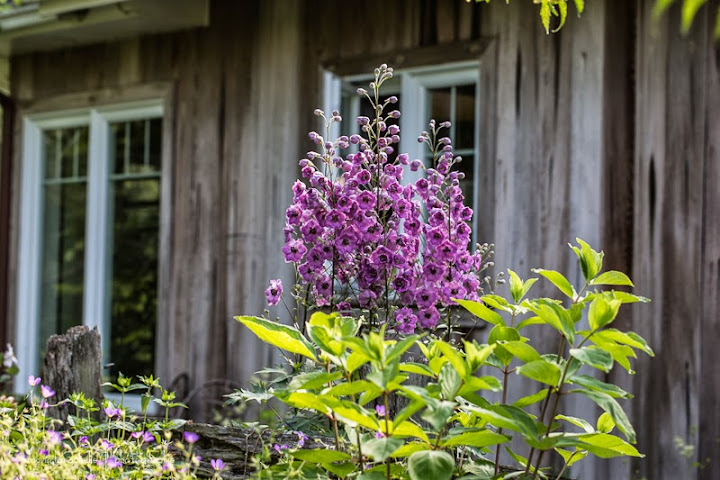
323,62 -> 481,239
15,100 -> 164,397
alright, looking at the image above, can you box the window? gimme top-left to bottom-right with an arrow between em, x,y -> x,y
15,101 -> 163,392
324,62 -> 480,241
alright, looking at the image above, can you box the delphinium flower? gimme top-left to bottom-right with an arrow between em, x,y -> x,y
270,64 -> 489,337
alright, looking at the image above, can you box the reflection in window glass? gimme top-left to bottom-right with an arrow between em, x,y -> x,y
107,118 -> 162,382
39,127 -> 89,360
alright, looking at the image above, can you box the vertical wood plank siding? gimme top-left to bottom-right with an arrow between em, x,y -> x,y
5,0 -> 720,477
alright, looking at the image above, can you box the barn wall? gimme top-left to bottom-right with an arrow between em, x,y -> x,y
633,1 -> 720,479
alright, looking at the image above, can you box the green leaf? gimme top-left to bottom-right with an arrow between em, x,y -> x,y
508,269 -> 539,304
516,315 -> 544,330
568,374 -> 632,399
289,371 -> 343,391
235,316 -> 316,361
569,347 -> 614,373
391,442 -> 429,458
588,295 -> 622,331
591,270 -> 634,287
400,362 -> 436,377
408,450 -> 455,480
456,298 -> 506,326
609,291 -> 651,304
501,340 -> 542,363
488,325 -> 521,366
435,340 -> 468,378
308,325 -> 343,358
481,294 -> 515,314
681,0 -> 707,33
553,0 -> 568,32
386,335 -> 422,364
527,299 -> 576,344
556,447 -> 588,467
393,421 -> 430,442
440,363 -> 462,400
593,329 -> 654,356
394,398 -> 426,426
364,437 -> 404,462
556,414 -> 594,433
463,341 -> 496,373
532,269 -> 576,299
570,238 -> 604,282
573,0 -> 585,14
290,449 -> 351,463
597,412 -> 616,433
540,0 -> 552,33
324,380 -> 380,398
322,461 -> 357,477
513,388 -> 550,408
576,432 -> 643,458
441,430 -> 511,448
466,404 -> 539,440
421,400 -> 457,432
653,0 -> 677,18
276,391 -> 331,415
516,359 -> 562,387
332,402 -> 379,430
715,4 -> 720,39
346,350 -> 370,373
574,389 -> 636,443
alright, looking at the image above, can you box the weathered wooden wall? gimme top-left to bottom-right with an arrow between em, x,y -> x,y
5,0 -> 720,478
633,1 -> 720,479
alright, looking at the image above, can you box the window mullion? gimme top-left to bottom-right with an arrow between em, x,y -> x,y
83,111 -> 111,364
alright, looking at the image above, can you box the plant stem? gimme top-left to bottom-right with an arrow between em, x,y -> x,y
495,365 -> 510,476
383,391 -> 391,480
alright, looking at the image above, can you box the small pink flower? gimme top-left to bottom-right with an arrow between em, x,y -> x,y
273,444 -> 288,454
40,385 -> 55,399
28,375 -> 41,387
211,458 -> 226,471
375,404 -> 386,417
183,431 -> 199,444
143,431 -> 155,443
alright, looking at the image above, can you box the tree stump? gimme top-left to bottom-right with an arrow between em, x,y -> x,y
43,325 -> 104,422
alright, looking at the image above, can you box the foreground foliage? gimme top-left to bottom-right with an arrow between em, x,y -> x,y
0,375 -> 227,479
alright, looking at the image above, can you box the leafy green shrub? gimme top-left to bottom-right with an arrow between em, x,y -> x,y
237,240 -> 652,479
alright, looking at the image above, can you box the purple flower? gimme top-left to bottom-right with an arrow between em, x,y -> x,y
40,385 -> 55,399
79,436 -> 89,445
28,375 -> 41,387
375,431 -> 385,439
100,439 -> 114,450
394,307 -> 418,334
104,406 -> 121,418
183,431 -> 199,444
86,475 -> 97,480
418,306 -> 440,329
143,431 -> 155,443
106,456 -> 122,469
211,458 -> 226,471
131,431 -> 143,439
375,404 -> 386,417
294,430 -> 309,447
265,279 -> 283,306
282,239 -> 307,263
39,449 -> 49,456
46,430 -> 63,445
273,444 -> 288,454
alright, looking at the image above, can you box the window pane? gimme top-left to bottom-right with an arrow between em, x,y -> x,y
39,179 -> 87,358
110,119 -> 162,176
455,84 -> 476,150
43,127 -> 89,180
107,178 -> 160,381
430,87 -> 452,124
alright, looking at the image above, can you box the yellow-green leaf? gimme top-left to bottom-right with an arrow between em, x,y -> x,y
532,268 -> 576,299
235,316 -> 316,360
441,430 -> 510,448
456,298 -> 506,326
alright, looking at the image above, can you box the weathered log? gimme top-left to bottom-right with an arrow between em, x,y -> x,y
42,325 -> 104,422
176,423 -> 329,479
